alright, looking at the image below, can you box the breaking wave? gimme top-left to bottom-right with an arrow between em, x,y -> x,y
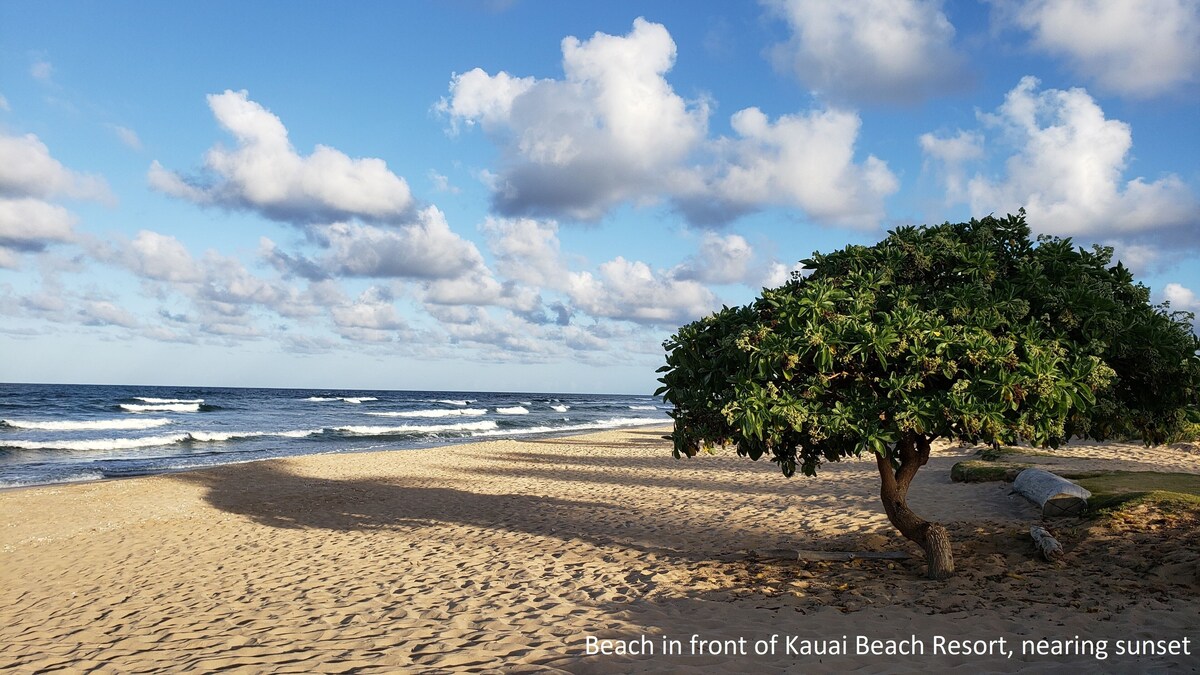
1,418 -> 173,431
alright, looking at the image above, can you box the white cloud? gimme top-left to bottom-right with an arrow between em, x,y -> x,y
442,18 -> 897,229
561,324 -> 609,352
330,287 -> 407,341
0,132 -> 112,201
0,198 -> 77,252
690,107 -> 899,228
126,231 -> 205,283
1163,282 -> 1200,311
566,257 -> 719,326
437,68 -> 535,132
761,261 -> 807,289
90,228 -> 345,340
79,300 -> 139,328
322,206 -> 485,280
671,233 -> 755,285
149,90 -> 413,225
922,77 -> 1198,240
481,216 -> 569,288
429,305 -> 550,355
421,270 -> 545,318
764,0 -> 969,103
1000,0 -> 1200,97
0,131 -> 112,264
0,94 -> 10,112
919,129 -> 985,200
441,18 -> 709,222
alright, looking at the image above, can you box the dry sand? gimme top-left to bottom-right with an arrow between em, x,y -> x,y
2,427 -> 1198,673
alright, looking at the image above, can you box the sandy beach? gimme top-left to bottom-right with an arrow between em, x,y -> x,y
2,427 -> 1197,673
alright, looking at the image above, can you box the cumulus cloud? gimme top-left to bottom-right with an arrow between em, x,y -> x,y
671,233 -> 755,285
437,69 -> 535,132
149,90 -> 413,225
79,300 -> 139,328
566,257 -> 719,326
764,0 -> 969,103
687,107 -> 899,228
429,305 -> 550,355
0,131 -> 112,265
441,18 -> 709,222
124,230 -> 205,283
90,229 -> 343,340
330,286 -> 407,342
442,18 -> 897,229
998,0 -> 1200,97
1162,283 -> 1200,326
481,216 -> 570,288
320,206 -> 485,280
921,77 -> 1198,242
0,132 -> 111,201
0,199 -> 76,253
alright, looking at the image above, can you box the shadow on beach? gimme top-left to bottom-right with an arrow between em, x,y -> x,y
170,445 -> 885,562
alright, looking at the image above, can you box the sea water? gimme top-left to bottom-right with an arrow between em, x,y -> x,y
0,383 -> 671,488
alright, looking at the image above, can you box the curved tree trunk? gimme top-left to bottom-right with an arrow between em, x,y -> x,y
875,435 -> 955,579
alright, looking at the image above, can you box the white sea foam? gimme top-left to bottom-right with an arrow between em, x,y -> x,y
335,421 -> 498,435
434,399 -> 471,406
474,417 -> 668,438
186,429 -> 321,442
551,405 -> 569,412
1,428 -> 322,451
495,406 -> 529,415
629,405 -> 657,410
3,434 -> 192,451
366,409 -> 487,418
134,397 -> 203,404
1,417 -> 173,431
0,471 -> 105,488
119,403 -> 201,413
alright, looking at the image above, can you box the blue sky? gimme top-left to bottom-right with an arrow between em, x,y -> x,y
1,1 -> 1197,394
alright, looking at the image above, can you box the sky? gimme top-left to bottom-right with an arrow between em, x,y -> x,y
1,1 -> 1197,394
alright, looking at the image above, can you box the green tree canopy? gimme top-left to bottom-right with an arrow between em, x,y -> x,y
656,212 -> 1200,578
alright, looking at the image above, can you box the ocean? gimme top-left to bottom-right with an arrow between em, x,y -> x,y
0,383 -> 671,488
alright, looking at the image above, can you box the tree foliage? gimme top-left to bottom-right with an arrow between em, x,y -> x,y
656,212 -> 1199,576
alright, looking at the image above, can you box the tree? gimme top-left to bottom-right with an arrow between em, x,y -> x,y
656,212 -> 1200,579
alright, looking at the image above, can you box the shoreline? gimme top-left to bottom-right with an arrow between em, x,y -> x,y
3,426 -> 1197,672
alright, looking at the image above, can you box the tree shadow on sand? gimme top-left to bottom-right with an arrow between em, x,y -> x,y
170,451 -> 886,563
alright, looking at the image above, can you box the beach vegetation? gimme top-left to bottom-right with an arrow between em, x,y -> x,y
656,211 -> 1200,579
1076,470 -> 1200,514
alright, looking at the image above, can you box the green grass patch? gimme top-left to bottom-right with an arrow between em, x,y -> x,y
950,460 -> 1029,483
1072,471 -> 1200,517
975,445 -> 1057,461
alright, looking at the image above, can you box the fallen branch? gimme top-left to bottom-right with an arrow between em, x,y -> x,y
1030,525 -> 1064,562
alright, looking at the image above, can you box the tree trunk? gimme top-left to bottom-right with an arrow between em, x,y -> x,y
876,435 -> 955,579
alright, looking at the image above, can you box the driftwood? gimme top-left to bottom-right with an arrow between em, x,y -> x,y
1013,468 -> 1091,516
1030,525 -> 1064,562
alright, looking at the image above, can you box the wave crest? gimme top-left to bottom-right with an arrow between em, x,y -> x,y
1,418 -> 173,431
